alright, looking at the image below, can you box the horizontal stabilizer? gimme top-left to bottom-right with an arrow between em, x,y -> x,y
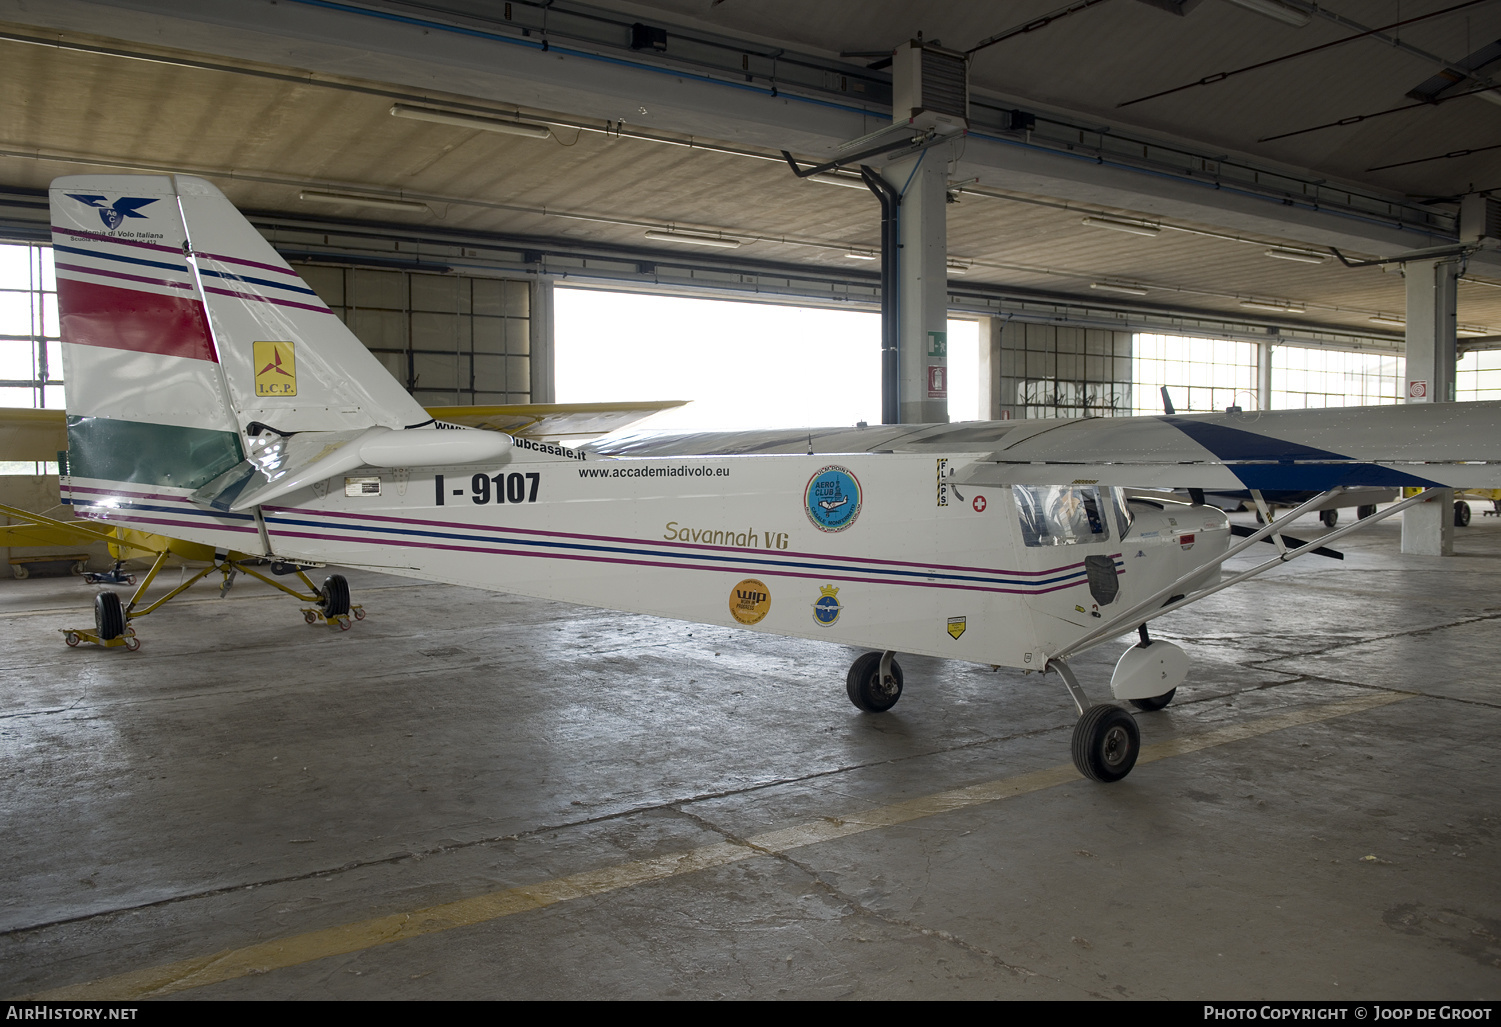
191,426 -> 514,512
427,400 -> 688,440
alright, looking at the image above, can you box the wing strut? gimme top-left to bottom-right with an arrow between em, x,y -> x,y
1046,487 -> 1436,664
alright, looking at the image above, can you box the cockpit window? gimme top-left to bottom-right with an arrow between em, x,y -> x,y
1014,485 -> 1111,547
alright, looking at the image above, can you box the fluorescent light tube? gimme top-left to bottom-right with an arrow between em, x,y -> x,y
1090,282 -> 1149,296
1240,299 -> 1305,313
810,173 -> 869,189
843,250 -> 877,260
644,230 -> 742,248
1368,315 -> 1407,328
1264,247 -> 1328,263
1458,325 -> 1492,337
946,261 -> 969,275
299,190 -> 429,212
391,104 -> 552,139
1081,217 -> 1160,237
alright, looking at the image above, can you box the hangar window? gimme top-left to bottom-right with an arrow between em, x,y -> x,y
1457,350 -> 1501,402
1132,333 -> 1256,414
293,264 -> 534,408
1133,334 -> 1416,412
1001,322 -> 1133,420
1271,347 -> 1402,408
0,242 -> 60,474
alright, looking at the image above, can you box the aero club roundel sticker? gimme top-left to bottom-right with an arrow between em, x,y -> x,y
805,465 -> 862,532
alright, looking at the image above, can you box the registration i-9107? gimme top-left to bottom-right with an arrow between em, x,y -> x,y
433,472 -> 541,506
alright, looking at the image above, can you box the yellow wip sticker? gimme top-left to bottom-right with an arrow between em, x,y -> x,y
730,578 -> 771,625
254,341 -> 297,397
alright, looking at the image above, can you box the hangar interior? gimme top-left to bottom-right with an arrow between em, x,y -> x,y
3,0 -> 1501,1001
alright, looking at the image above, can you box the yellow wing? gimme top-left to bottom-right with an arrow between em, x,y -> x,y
0,408 -> 66,462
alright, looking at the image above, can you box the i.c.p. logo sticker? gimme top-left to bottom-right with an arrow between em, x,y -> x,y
254,341 -> 297,397
804,465 -> 862,532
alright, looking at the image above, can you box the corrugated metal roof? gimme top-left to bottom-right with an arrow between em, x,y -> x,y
0,1 -> 1497,338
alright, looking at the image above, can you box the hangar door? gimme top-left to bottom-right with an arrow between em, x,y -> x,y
293,264 -> 533,409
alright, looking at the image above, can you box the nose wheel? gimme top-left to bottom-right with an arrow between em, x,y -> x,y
1049,657 -> 1143,783
1071,704 -> 1141,782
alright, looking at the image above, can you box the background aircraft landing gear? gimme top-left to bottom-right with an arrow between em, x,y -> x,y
1320,509 -> 1338,528
846,650 -> 903,712
1455,501 -> 1472,527
1124,624 -> 1177,711
1129,687 -> 1176,712
58,590 -> 141,651
301,573 -> 363,630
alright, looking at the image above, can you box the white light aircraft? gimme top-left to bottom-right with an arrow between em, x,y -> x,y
49,175 -> 1501,782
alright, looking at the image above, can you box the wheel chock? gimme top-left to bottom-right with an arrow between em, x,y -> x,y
300,604 -> 365,630
60,625 -> 140,651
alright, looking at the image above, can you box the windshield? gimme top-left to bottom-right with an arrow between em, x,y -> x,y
1014,485 -> 1111,547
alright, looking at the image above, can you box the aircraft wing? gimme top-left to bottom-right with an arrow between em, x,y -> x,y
592,402 -> 1501,492
953,402 -> 1501,491
0,408 -> 66,462
425,401 -> 687,440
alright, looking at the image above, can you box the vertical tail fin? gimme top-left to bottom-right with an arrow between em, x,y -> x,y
51,174 -> 429,492
171,175 -> 429,434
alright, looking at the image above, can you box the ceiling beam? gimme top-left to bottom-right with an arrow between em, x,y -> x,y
8,0 -> 1466,261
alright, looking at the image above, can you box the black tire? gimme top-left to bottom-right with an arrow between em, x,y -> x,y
1357,505 -> 1377,520
1320,509 -> 1338,528
94,590 -> 125,641
1455,501 -> 1472,528
1071,704 -> 1141,783
320,574 -> 351,618
1129,687 -> 1176,712
845,651 -> 903,713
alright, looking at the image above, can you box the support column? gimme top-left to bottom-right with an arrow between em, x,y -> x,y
881,151 -> 950,423
529,277 -> 555,404
1256,341 -> 1273,410
1400,257 -> 1459,556
977,315 -> 1005,420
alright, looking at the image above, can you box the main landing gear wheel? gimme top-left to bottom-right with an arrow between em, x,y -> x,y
94,591 -> 125,641
1320,509 -> 1339,528
1455,501 -> 1472,527
1071,704 -> 1141,783
319,574 -> 351,618
1129,687 -> 1177,712
846,651 -> 903,713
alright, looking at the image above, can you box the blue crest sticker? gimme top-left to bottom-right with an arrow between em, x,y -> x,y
812,585 -> 841,626
67,194 -> 158,232
804,464 -> 862,532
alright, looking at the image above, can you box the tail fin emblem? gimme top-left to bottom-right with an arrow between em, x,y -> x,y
67,194 -> 158,231
253,341 -> 297,396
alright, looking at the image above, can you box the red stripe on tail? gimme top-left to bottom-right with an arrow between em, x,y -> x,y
58,278 -> 217,363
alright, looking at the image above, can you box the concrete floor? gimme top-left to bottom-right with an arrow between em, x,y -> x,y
2,507 -> 1500,1000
